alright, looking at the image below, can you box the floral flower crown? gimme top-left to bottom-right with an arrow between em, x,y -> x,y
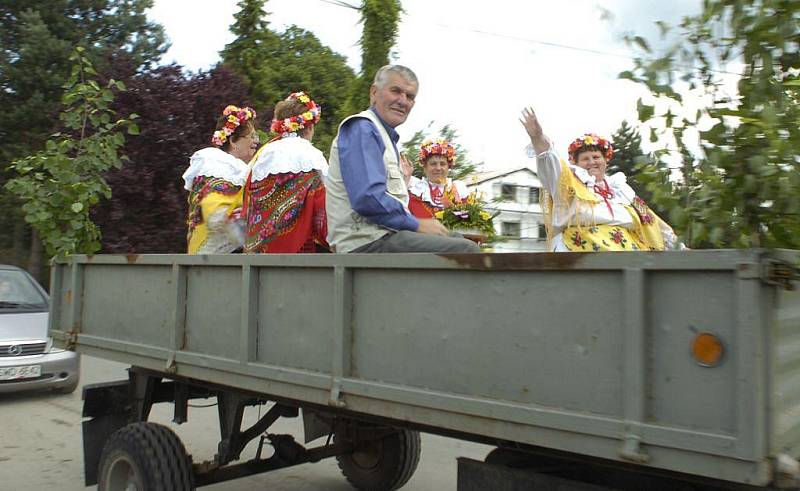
211,105 -> 257,147
419,138 -> 457,168
270,92 -> 322,135
567,133 -> 614,161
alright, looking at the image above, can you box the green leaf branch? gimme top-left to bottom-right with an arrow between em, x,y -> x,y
5,47 -> 138,259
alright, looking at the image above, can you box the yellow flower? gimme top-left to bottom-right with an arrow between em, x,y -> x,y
435,211 -> 444,219
298,95 -> 310,103
302,111 -> 313,120
228,115 -> 238,123
480,211 -> 490,220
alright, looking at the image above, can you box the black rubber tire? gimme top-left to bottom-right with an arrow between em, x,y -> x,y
484,447 -> 535,468
97,422 -> 194,491
336,427 -> 421,491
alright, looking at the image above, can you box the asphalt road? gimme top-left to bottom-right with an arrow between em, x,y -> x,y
0,355 -> 492,490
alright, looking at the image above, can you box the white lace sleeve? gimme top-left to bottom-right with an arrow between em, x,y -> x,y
658,218 -> 685,250
205,209 -> 245,251
534,141 -> 561,197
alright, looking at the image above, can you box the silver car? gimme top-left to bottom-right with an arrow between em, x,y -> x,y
0,265 -> 80,394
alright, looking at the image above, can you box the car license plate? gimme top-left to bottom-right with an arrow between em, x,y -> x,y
0,365 -> 41,381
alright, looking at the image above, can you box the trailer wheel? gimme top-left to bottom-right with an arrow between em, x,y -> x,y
336,427 -> 421,491
97,422 -> 193,491
484,447 -> 533,468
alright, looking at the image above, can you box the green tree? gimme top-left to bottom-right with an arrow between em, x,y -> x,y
219,0 -> 281,106
0,0 -> 166,272
607,120 -> 664,215
608,120 -> 646,177
345,0 -> 403,113
220,4 -> 356,154
401,124 -> 481,181
5,48 -> 138,258
0,1 -> 165,164
623,0 -> 800,248
266,27 -> 357,153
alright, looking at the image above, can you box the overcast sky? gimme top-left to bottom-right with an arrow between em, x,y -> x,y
148,0 -> 700,171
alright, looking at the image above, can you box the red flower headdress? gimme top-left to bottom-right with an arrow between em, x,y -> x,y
567,133 -> 614,162
270,92 -> 322,136
211,105 -> 257,147
419,138 -> 457,168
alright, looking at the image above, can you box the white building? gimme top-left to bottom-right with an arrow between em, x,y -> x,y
467,165 -> 547,252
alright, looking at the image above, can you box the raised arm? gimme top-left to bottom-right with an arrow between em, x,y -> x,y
520,107 -> 549,155
520,107 -> 560,195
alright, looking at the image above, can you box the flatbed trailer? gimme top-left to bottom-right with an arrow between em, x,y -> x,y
48,249 -> 800,490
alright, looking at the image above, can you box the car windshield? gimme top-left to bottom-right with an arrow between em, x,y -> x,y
0,270 -> 47,309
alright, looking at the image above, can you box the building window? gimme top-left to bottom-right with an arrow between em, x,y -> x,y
538,224 -> 547,241
500,184 -> 515,202
502,222 -> 521,238
529,187 -> 540,204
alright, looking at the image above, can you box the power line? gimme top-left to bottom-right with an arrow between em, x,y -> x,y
312,0 -> 632,60
431,21 -> 742,76
312,0 -> 741,76
317,0 -> 361,10
434,23 -> 634,61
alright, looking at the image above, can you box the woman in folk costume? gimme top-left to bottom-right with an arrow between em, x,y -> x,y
243,92 -> 329,253
520,107 -> 682,252
183,105 -> 259,254
407,139 -> 469,218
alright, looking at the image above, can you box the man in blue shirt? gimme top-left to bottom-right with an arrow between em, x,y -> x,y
326,65 -> 479,253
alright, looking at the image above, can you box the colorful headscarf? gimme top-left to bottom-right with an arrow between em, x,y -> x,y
567,133 -> 614,162
419,138 -> 457,168
270,92 -> 322,136
212,105 -> 257,147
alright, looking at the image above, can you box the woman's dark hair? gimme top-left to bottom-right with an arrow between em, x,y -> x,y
274,99 -> 309,121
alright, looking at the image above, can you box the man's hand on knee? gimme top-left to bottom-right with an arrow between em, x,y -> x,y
416,218 -> 449,236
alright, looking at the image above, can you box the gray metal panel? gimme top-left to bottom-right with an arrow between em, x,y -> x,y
351,269 -> 625,416
184,265 -> 242,359
48,263 -> 67,340
255,267 -> 335,373
774,282 -> 800,454
81,265 -> 173,347
646,271 -> 737,434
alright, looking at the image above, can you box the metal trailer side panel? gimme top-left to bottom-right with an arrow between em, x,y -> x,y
48,250 -> 793,487
772,261 -> 800,457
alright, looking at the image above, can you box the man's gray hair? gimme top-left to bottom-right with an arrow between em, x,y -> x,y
373,65 -> 418,88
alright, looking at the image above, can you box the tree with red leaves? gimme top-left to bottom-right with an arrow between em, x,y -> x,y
92,59 -> 254,253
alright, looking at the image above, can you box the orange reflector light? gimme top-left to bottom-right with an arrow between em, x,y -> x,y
692,332 -> 724,367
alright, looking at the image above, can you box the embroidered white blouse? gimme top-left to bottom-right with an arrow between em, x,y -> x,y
182,147 -> 248,254
407,176 -> 469,207
249,135 -> 328,183
181,147 -> 248,191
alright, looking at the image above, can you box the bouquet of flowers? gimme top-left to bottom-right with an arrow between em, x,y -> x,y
434,191 -> 498,242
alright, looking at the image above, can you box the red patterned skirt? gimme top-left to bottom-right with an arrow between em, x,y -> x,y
243,171 -> 328,253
